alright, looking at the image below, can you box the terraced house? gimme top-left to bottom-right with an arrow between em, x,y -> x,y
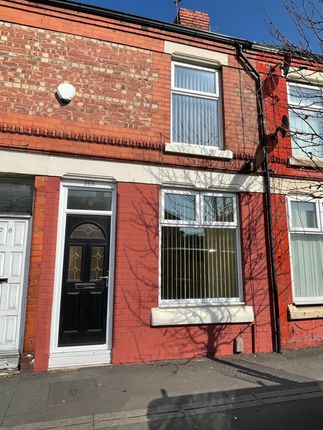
0,0 -> 322,371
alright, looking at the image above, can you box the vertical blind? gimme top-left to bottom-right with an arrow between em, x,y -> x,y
161,226 -> 238,300
174,65 -> 216,93
172,95 -> 218,146
291,234 -> 323,299
172,64 -> 220,147
161,192 -> 240,302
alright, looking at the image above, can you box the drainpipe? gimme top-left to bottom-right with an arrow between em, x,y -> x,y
236,44 -> 282,354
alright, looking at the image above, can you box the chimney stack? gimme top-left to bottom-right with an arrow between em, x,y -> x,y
175,7 -> 210,32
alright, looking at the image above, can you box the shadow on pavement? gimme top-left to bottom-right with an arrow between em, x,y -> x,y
147,358 -> 323,430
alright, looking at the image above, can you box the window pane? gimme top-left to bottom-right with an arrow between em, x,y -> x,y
204,196 -> 234,222
67,189 -> 112,211
174,65 -> 216,93
70,223 -> 105,239
68,245 -> 82,281
165,194 -> 196,221
290,109 -> 323,157
90,246 -> 105,280
290,201 -> 317,228
161,226 -> 239,300
172,94 -> 219,146
0,178 -> 33,214
291,234 -> 323,299
289,85 -> 322,108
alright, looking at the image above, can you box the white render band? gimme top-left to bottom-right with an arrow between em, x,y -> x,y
0,149 -> 263,193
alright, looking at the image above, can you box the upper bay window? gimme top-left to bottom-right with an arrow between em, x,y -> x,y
172,62 -> 222,148
288,82 -> 323,158
160,190 -> 242,306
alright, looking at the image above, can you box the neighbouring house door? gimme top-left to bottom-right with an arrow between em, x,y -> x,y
0,218 -> 29,356
58,215 -> 111,347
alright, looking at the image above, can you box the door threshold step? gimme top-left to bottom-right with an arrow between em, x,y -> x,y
0,354 -> 20,372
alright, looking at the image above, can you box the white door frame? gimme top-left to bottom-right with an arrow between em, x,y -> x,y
0,215 -> 31,366
49,179 -> 116,369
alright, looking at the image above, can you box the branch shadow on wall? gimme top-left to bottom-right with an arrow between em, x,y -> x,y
113,164 -> 292,364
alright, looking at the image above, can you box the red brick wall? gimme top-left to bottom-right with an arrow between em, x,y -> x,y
0,21 -> 169,142
257,50 -> 323,350
272,193 -> 323,350
112,184 -> 272,364
21,176 -> 60,371
222,65 -> 259,157
0,13 -> 260,164
257,56 -> 323,182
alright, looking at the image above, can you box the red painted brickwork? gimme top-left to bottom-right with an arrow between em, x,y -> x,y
257,50 -> 323,350
21,176 -> 60,371
112,184 -> 272,364
175,8 -> 210,32
1,0 -> 321,370
257,55 -> 323,182
271,193 -> 323,350
222,66 -> 259,156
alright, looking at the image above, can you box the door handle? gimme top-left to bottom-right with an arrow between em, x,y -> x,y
99,274 -> 109,288
0,278 -> 8,283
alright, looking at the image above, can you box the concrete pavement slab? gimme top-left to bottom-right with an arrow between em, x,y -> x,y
0,348 -> 323,429
0,376 -> 21,423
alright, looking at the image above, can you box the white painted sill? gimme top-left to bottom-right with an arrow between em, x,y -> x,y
288,304 -> 323,320
165,143 -> 233,160
151,305 -> 254,326
288,156 -> 323,169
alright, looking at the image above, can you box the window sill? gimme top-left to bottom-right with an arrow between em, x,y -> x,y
151,305 -> 254,326
288,304 -> 323,320
288,156 -> 323,169
165,143 -> 233,160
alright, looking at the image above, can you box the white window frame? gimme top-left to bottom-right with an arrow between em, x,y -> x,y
287,195 -> 323,305
287,82 -> 323,158
159,189 -> 243,307
171,61 -> 223,148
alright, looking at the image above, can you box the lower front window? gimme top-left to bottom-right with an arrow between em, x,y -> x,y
160,190 -> 242,305
288,196 -> 323,304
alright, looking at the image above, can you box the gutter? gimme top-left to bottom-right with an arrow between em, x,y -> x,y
26,1 -> 322,60
236,44 -> 282,354
29,0 -> 256,48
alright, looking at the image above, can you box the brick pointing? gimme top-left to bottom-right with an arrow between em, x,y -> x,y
0,21 -> 169,142
175,8 -> 210,32
0,19 -> 260,160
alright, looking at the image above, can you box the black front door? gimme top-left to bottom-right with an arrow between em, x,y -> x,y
58,215 -> 110,347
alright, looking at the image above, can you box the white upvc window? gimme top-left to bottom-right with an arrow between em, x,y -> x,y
171,62 -> 222,148
287,82 -> 323,158
287,195 -> 323,304
160,190 -> 243,306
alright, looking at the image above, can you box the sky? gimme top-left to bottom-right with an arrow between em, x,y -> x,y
74,0 -> 311,47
